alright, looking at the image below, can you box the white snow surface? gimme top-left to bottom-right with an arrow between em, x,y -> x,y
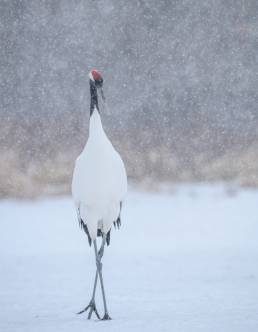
1,184 -> 258,332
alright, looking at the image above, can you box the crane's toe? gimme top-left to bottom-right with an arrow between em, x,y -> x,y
77,300 -> 100,320
102,313 -> 112,320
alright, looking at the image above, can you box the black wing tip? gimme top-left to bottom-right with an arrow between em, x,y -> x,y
80,219 -> 92,246
106,231 -> 110,245
113,216 -> 121,229
113,201 -> 123,229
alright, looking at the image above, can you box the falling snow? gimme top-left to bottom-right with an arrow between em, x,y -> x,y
1,1 -> 258,197
1,2 -> 258,330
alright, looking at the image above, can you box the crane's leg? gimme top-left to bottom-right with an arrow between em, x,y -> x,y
94,235 -> 111,320
77,260 -> 100,319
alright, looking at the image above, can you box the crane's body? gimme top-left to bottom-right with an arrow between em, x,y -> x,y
72,70 -> 127,320
72,110 -> 127,241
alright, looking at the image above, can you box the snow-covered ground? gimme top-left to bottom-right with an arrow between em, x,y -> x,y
1,185 -> 258,332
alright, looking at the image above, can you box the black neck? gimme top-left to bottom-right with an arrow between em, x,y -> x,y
90,80 -> 99,116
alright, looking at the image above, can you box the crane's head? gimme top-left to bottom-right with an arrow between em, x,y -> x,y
89,69 -> 103,88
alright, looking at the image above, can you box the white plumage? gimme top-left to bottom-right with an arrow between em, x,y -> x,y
72,79 -> 127,241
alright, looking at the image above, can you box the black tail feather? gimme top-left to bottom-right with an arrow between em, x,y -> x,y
97,229 -> 111,246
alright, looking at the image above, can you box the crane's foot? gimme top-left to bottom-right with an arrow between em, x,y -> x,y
77,300 -> 100,320
102,313 -> 112,320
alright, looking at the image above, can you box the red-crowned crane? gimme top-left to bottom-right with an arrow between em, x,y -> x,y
72,70 -> 127,320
